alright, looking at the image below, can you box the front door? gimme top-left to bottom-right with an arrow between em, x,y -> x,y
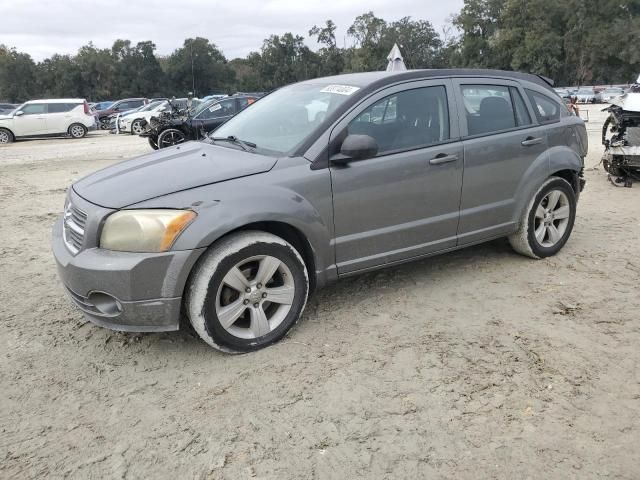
13,103 -> 48,136
330,80 -> 463,274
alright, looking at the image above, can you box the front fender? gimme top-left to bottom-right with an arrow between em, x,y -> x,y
129,162 -> 336,286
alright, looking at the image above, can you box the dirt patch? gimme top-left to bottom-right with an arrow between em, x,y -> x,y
1,116 -> 639,479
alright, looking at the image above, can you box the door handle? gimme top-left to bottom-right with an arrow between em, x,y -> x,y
521,136 -> 543,146
429,153 -> 458,165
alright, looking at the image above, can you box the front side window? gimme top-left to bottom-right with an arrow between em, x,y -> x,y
21,103 -> 47,115
461,85 -> 521,135
347,86 -> 450,154
525,89 -> 562,123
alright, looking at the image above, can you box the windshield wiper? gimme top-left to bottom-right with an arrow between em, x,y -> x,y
210,135 -> 256,151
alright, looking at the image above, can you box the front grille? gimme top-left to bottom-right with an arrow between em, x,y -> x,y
63,202 -> 87,254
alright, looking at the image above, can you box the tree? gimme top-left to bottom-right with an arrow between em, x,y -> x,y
0,45 -> 38,102
166,38 -> 234,97
309,20 -> 344,76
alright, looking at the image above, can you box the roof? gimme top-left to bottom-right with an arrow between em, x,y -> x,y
26,98 -> 86,103
299,69 -> 555,92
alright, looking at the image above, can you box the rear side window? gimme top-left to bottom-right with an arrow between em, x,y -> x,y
525,90 -> 561,123
348,85 -> 450,155
461,85 -> 519,135
48,103 -> 78,113
128,100 -> 144,108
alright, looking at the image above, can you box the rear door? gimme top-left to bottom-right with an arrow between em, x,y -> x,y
13,103 -> 47,136
452,78 -> 548,245
330,79 -> 463,274
45,103 -> 77,133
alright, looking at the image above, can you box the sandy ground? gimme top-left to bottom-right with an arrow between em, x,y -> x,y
1,106 -> 639,479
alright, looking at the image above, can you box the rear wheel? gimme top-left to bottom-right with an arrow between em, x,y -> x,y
157,128 -> 186,148
68,123 -> 87,139
187,231 -> 309,353
509,176 -> 576,259
99,118 -> 110,130
0,128 -> 13,144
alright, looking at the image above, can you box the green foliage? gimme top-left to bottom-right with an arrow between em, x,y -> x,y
1,5 -> 638,102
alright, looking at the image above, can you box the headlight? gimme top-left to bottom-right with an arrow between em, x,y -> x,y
100,209 -> 196,252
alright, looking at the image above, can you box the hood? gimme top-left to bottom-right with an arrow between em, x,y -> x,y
73,141 -> 278,209
0,114 -> 12,120
611,92 -> 640,112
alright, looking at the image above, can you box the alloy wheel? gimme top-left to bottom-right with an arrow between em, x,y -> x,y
215,255 -> 295,339
132,121 -> 144,135
70,125 -> 85,138
0,130 -> 9,144
533,189 -> 571,248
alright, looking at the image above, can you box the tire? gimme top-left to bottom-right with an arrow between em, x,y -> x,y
509,176 -> 576,259
131,119 -> 144,135
148,136 -> 159,150
0,128 -> 13,144
157,128 -> 186,149
186,231 -> 309,353
99,118 -> 110,130
68,123 -> 87,139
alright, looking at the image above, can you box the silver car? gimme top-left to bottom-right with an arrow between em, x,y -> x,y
53,70 -> 588,352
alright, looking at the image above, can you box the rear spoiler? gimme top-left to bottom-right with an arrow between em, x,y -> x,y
536,74 -> 555,87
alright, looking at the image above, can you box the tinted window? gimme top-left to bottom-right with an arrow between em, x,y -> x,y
128,100 -> 144,108
197,99 -> 236,120
461,85 -> 517,135
525,90 -> 561,123
48,103 -> 77,113
21,104 -> 47,115
347,86 -> 450,155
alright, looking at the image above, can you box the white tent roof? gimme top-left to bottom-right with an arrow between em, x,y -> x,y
386,43 -> 407,72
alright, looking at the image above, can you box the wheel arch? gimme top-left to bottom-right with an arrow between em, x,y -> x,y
0,126 -> 15,141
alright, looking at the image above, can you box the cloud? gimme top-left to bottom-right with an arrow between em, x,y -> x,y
1,0 -> 463,60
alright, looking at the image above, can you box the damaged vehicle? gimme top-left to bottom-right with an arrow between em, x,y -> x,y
140,95 -> 257,149
52,69 -> 587,353
602,83 -> 640,187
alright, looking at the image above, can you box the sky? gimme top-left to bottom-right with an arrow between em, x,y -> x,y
1,0 -> 464,61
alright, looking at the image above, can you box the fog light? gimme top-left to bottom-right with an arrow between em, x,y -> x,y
88,291 -> 122,316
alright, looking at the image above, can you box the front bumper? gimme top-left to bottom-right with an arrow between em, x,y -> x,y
52,216 -> 205,332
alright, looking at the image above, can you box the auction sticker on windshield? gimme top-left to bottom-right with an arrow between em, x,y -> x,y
320,85 -> 360,95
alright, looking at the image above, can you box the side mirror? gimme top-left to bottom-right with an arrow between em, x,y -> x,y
333,134 -> 378,164
15,110 -> 24,116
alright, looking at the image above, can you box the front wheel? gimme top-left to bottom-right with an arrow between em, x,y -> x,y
99,118 -> 110,130
131,119 -> 145,135
157,128 -> 185,148
186,231 -> 309,353
509,177 -> 576,259
68,123 -> 87,139
0,128 -> 13,144
147,136 -> 159,150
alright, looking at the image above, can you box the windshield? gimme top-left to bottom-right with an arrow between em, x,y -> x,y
605,88 -> 623,93
212,83 -> 357,155
139,101 -> 163,112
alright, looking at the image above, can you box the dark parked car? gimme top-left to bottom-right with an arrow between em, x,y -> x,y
141,95 -> 257,149
53,69 -> 587,353
0,103 -> 18,114
97,98 -> 148,129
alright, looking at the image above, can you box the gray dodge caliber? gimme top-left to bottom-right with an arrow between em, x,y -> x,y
53,69 -> 588,352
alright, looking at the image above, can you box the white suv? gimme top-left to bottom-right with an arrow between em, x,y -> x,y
0,99 -> 96,144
